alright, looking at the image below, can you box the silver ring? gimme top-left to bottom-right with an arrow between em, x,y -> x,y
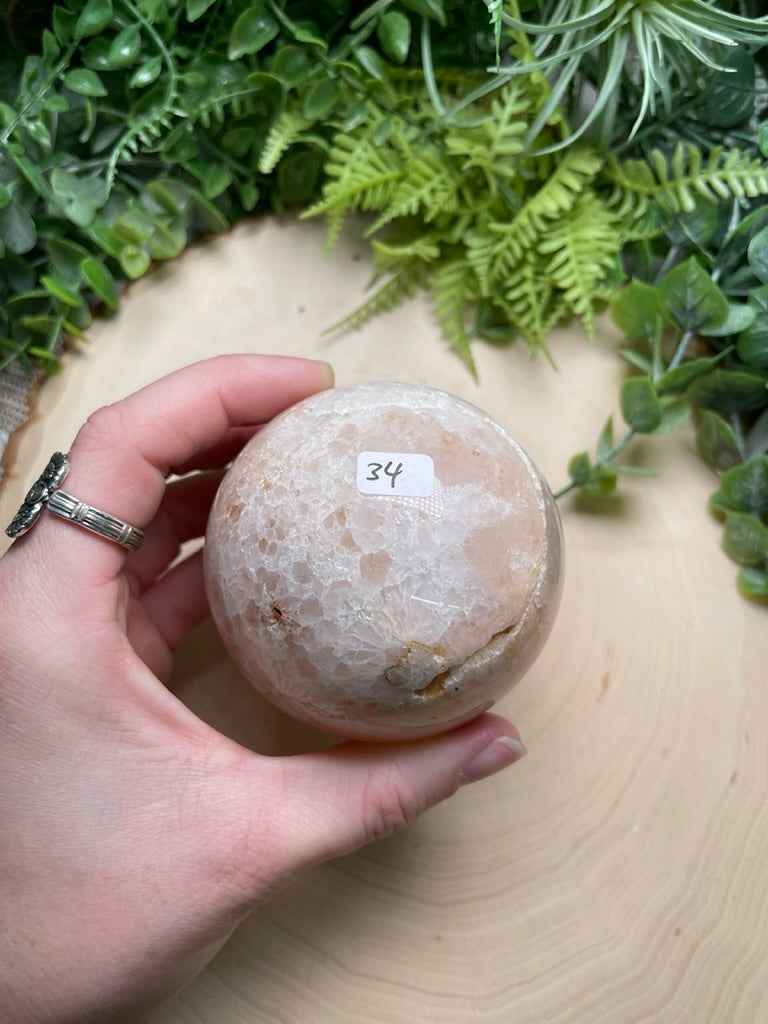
5,451 -> 145,552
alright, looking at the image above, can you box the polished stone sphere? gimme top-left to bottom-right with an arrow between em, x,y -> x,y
204,382 -> 562,741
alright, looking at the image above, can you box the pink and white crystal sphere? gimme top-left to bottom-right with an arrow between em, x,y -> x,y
204,382 -> 562,741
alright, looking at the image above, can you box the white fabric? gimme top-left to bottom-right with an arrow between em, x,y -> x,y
0,364 -> 37,481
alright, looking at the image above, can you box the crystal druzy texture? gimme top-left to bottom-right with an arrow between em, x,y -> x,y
204,382 -> 563,740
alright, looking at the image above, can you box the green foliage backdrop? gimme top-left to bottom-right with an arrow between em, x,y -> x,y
2,0 -> 768,598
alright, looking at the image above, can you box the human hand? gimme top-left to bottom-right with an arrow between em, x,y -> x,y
0,355 -> 526,1023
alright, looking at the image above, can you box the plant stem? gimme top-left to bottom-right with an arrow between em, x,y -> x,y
552,427 -> 637,500
105,0 -> 179,190
0,40 -> 79,147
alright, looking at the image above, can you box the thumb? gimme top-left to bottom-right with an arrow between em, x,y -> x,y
237,713 -> 526,895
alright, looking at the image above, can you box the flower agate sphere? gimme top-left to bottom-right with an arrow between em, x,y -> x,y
204,383 -> 562,741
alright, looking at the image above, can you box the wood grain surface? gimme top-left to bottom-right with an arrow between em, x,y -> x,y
1,218 -> 766,1023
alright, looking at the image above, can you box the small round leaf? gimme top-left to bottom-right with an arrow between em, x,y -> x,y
303,78 -> 342,120
74,0 -> 114,39
620,376 -> 663,433
119,245 -> 151,279
377,11 -> 411,64
696,410 -> 742,471
63,68 -> 108,97
228,7 -> 279,60
747,225 -> 768,284
723,512 -> 768,566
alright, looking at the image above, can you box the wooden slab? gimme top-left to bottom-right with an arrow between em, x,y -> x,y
1,217 -> 766,1023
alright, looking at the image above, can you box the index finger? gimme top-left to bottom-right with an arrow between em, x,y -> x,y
9,354 -> 334,579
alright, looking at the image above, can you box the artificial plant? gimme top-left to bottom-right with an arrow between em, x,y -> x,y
1,0 -> 768,597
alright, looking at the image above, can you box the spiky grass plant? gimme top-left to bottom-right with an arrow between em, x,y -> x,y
490,0 -> 768,151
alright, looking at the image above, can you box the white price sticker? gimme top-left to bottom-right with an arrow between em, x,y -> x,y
357,451 -> 435,497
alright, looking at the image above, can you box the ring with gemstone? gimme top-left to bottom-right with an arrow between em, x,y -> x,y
4,452 -> 145,552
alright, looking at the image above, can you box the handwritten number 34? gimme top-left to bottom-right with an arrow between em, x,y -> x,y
366,461 -> 404,488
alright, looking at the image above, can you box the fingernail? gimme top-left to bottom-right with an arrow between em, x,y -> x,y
312,360 -> 335,388
460,737 -> 527,786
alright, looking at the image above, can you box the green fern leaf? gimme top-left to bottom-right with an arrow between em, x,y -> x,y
323,260 -> 427,335
366,142 -> 462,235
371,236 -> 441,274
500,253 -> 552,350
303,132 -> 403,248
306,135 -> 403,215
537,192 -> 620,339
606,142 -> 768,216
258,110 -> 308,174
466,147 -> 603,293
431,257 -> 478,377
464,213 -> 504,296
444,81 -> 531,190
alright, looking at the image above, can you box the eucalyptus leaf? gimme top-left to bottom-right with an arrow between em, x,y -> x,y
47,238 -> 90,286
737,566 -> 768,598
747,225 -> 768,284
744,408 -> 768,461
582,464 -> 617,496
619,347 -> 653,373
704,49 -> 755,130
722,511 -> 768,566
0,200 -> 37,254
567,451 -> 591,486
611,279 -> 665,343
648,398 -> 690,436
737,315 -> 768,369
665,201 -> 718,249
655,353 -> 728,394
687,369 -> 767,414
620,375 -> 662,433
658,256 -> 729,334
706,303 -> 755,338
596,416 -> 613,462
696,410 -> 743,470
10,152 -> 51,200
715,456 -> 768,518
